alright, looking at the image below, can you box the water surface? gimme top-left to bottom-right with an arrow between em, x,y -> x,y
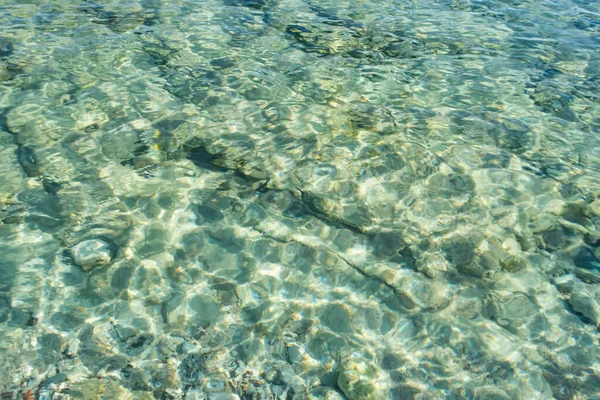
1,0 -> 600,398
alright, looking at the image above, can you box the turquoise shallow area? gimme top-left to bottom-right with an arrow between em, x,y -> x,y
1,0 -> 600,398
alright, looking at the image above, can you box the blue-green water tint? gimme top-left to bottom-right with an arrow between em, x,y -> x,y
0,0 -> 599,398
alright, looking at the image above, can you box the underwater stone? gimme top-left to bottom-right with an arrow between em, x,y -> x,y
38,333 -> 64,364
381,353 -> 404,370
415,253 -> 451,278
0,146 -> 25,205
210,57 -> 236,69
399,276 -> 452,310
0,38 -> 13,59
337,359 -> 381,400
324,391 -> 345,400
541,227 -> 574,251
485,292 -> 540,334
347,49 -> 370,59
112,324 -> 154,356
558,183 -> 582,199
70,238 -> 114,271
428,172 -> 475,199
568,292 -> 600,325
180,353 -> 208,385
287,343 -> 302,364
472,386 -> 512,400
237,338 -> 264,363
185,389 -> 203,400
194,204 -> 224,223
223,0 -> 270,10
469,251 -> 500,277
341,205 -> 372,230
111,263 -> 134,291
496,118 -> 532,154
120,364 -> 153,392
186,145 -> 228,172
531,84 -> 576,121
42,178 -> 62,195
588,200 -> 600,217
390,385 -> 423,399
515,233 -> 536,252
189,295 -> 221,326
69,379 -> 136,399
442,236 -> 476,268
137,225 -> 168,257
381,40 -> 414,59
573,246 -> 600,270
207,394 -> 240,400
22,191 -> 65,233
16,145 -> 41,177
371,231 -> 404,258
553,274 -> 578,293
320,303 -> 353,333
156,192 -> 179,210
500,254 -> 527,272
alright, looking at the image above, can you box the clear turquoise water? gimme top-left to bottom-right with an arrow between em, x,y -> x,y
1,0 -> 600,399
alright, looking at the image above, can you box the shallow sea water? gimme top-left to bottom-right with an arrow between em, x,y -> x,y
1,0 -> 600,398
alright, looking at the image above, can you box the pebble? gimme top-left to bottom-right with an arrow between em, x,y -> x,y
70,238 -> 114,271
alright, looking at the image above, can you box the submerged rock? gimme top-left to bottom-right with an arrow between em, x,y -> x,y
472,386 -> 512,400
223,0 -> 272,10
68,378 -> 151,400
320,303 -> 353,333
568,292 -> 600,325
16,145 -> 41,177
0,38 -> 13,59
337,358 -> 382,400
70,238 -> 115,271
396,275 -> 452,310
531,83 -> 577,121
484,292 -> 544,336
